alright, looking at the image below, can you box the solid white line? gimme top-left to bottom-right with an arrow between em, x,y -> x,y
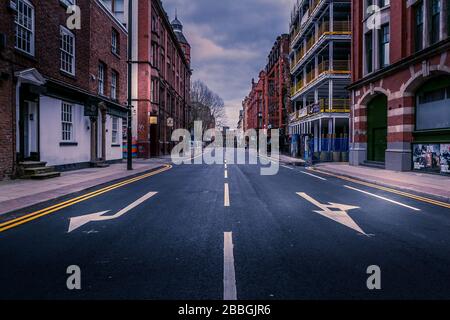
344,185 -> 421,211
224,232 -> 237,300
225,170 -> 228,179
299,170 -> 327,181
224,183 -> 230,207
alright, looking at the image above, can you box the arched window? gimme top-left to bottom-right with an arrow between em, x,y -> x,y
415,76 -> 450,131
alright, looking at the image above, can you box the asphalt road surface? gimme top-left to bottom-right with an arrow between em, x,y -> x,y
1,150 -> 450,300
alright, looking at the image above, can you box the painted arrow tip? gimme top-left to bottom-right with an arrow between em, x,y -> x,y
68,211 -> 110,233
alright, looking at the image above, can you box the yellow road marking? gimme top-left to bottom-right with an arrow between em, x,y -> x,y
310,168 -> 450,209
0,165 -> 172,233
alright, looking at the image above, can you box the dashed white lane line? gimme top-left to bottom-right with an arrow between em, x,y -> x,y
224,183 -> 230,207
225,170 -> 228,179
344,185 -> 421,211
299,170 -> 327,181
225,163 -> 228,169
224,232 -> 237,300
281,165 -> 294,170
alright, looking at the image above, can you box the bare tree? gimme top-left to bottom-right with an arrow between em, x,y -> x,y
190,80 -> 227,131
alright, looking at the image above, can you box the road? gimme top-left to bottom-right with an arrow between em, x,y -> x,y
1,150 -> 450,299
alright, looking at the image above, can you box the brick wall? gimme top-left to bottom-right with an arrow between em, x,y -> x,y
89,1 -> 128,104
0,4 -> 16,179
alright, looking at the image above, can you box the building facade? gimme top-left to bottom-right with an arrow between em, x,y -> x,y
289,0 -> 351,161
125,0 -> 191,158
265,34 -> 292,152
0,0 -> 128,180
350,0 -> 450,175
243,72 -> 267,132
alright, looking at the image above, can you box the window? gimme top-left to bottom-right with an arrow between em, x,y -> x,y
152,43 -> 158,68
60,27 -> 75,75
415,2 -> 424,52
379,24 -> 389,68
430,0 -> 441,44
112,117 -> 119,144
151,79 -> 157,103
61,102 -> 74,141
112,29 -> 119,55
379,0 -> 389,7
365,32 -> 373,73
14,0 -> 34,55
111,71 -> 118,100
60,0 -> 75,7
98,63 -> 105,95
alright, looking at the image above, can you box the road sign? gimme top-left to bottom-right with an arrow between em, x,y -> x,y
167,117 -> 174,127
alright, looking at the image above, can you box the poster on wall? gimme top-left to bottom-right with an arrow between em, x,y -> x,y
440,144 -> 450,174
412,144 -> 441,172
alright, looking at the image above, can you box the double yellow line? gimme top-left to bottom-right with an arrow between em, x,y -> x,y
0,165 -> 172,233
310,168 -> 450,209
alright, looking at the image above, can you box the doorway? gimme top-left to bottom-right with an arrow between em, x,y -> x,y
367,94 -> 387,163
19,100 -> 39,161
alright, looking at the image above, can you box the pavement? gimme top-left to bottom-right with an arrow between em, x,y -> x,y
313,162 -> 450,203
1,150 -> 450,299
0,157 -> 171,216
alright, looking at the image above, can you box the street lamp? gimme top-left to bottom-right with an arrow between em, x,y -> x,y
126,0 -> 133,170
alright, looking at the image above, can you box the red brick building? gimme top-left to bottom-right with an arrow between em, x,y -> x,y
0,0 -> 128,180
243,71 -> 266,131
265,34 -> 292,151
243,34 -> 292,147
350,0 -> 450,174
126,0 -> 192,158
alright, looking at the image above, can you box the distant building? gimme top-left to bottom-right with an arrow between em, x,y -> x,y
0,0 -> 128,179
243,72 -> 266,131
265,34 -> 292,152
289,0 -> 351,161
349,0 -> 450,175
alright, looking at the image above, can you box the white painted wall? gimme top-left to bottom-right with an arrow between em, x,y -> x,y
40,95 -> 123,167
105,114 -> 123,161
39,95 -> 91,166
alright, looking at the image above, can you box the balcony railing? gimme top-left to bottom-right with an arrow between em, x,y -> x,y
290,81 -> 304,97
318,99 -> 351,113
291,21 -> 351,73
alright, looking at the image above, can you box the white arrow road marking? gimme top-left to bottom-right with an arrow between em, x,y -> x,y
297,192 -> 366,235
344,185 -> 421,211
68,191 -> 158,233
224,232 -> 237,300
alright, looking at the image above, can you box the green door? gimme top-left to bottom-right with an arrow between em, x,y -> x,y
367,95 -> 387,162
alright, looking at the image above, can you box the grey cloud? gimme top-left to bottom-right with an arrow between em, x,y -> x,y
163,0 -> 293,127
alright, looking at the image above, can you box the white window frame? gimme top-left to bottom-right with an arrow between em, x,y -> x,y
111,71 -> 117,100
112,29 -> 119,55
112,116 -> 119,144
60,26 -> 76,75
14,0 -> 35,55
60,0 -> 75,7
98,63 -> 105,95
61,102 -> 74,142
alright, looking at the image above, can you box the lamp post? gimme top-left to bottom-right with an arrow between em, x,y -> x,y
126,0 -> 133,170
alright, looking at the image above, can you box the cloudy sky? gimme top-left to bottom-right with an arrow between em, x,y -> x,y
163,0 -> 294,128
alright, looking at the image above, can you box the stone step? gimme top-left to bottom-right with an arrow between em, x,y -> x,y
29,172 -> 61,180
362,161 -> 385,169
19,161 -> 47,169
24,166 -> 55,175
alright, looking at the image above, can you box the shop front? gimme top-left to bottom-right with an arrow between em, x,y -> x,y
412,76 -> 450,175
